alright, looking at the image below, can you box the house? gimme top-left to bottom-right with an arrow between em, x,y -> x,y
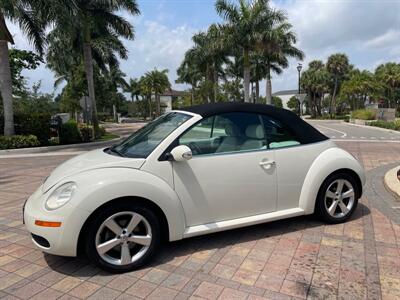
272,89 -> 298,109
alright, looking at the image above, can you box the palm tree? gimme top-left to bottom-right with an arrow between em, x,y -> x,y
125,78 -> 141,102
375,63 -> 400,109
49,0 -> 140,136
261,22 -> 304,105
341,70 -> 380,110
183,24 -> 227,103
0,0 -> 48,136
176,60 -> 202,106
326,53 -> 350,115
216,0 -> 285,102
142,69 -> 171,117
301,60 -> 329,117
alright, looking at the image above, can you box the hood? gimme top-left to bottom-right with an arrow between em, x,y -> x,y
42,149 -> 145,192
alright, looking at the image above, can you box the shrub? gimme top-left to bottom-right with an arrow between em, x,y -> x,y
369,120 -> 400,131
0,113 -> 51,145
0,135 -> 40,150
99,126 -> 106,136
351,109 -> 376,120
78,124 -> 93,142
59,120 -> 82,144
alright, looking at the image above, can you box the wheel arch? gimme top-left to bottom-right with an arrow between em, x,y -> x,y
299,147 -> 365,214
77,196 -> 169,256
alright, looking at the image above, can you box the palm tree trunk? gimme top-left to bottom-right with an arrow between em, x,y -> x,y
255,81 -> 260,103
265,66 -> 272,105
147,94 -> 152,119
330,77 -> 338,116
213,65 -> 218,103
156,94 -> 160,116
0,40 -> 14,136
82,23 -> 99,136
243,49 -> 250,103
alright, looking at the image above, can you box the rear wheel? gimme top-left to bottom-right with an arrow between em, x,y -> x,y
315,173 -> 359,223
85,203 -> 161,273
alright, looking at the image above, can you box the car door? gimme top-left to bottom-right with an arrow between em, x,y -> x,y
261,115 -> 330,211
172,112 -> 277,227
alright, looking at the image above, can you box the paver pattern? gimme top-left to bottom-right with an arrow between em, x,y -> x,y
0,141 -> 399,299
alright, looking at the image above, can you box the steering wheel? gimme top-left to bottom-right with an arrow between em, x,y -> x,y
188,142 -> 202,155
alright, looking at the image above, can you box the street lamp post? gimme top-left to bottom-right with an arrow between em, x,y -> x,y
297,63 -> 302,115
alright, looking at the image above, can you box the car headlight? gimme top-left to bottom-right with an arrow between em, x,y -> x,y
45,182 -> 77,210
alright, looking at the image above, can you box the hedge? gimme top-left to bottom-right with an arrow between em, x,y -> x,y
369,120 -> 400,131
0,135 -> 40,150
0,113 -> 51,145
59,120 -> 82,144
351,109 -> 376,120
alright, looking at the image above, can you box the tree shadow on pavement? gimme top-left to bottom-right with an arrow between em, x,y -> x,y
45,202 -> 370,277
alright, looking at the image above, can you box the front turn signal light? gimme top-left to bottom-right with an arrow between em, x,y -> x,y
35,220 -> 62,227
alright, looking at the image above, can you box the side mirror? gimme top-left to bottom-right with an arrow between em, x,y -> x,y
169,145 -> 192,161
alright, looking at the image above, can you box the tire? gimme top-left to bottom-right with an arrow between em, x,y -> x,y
85,202 -> 161,273
315,172 -> 359,224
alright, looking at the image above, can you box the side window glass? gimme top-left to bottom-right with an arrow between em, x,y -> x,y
179,112 -> 267,156
261,115 -> 301,149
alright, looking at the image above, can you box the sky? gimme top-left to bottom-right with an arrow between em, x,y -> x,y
6,0 -> 400,96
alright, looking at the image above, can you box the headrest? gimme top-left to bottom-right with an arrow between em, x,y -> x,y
224,123 -> 240,136
245,124 -> 264,139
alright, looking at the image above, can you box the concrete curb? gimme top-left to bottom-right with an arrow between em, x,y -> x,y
0,137 -> 121,156
305,119 -> 344,123
384,166 -> 400,199
346,122 -> 400,135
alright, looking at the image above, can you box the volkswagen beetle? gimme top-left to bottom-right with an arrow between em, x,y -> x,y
24,103 -> 365,272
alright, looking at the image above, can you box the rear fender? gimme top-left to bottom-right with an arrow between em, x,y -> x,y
299,147 -> 365,214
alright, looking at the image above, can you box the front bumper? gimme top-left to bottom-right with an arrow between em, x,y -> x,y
23,186 -> 90,257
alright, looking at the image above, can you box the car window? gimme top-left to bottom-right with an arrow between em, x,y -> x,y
179,112 -> 266,156
113,112 -> 191,158
261,115 -> 301,149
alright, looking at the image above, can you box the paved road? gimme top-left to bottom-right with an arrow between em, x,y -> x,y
307,120 -> 400,142
0,138 -> 400,299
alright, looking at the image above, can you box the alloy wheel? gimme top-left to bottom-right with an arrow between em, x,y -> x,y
324,179 -> 355,219
95,211 -> 152,266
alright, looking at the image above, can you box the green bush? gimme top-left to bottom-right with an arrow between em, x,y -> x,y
59,121 -> 82,144
0,135 -> 40,150
78,124 -> 93,142
369,120 -> 400,131
0,113 -> 51,145
351,109 -> 376,120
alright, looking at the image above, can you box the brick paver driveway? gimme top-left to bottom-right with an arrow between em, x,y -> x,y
0,141 -> 399,300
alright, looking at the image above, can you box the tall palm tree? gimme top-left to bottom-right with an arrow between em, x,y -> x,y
49,0 -> 140,136
301,60 -> 329,117
375,62 -> 400,109
176,59 -> 202,106
142,69 -> 171,117
216,0 -> 285,102
0,0 -> 48,136
184,24 -> 227,103
125,78 -> 141,102
261,22 -> 304,105
326,53 -> 350,115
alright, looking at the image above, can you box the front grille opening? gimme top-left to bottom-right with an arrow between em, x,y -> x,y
31,234 -> 50,248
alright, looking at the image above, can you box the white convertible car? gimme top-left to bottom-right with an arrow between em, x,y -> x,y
24,103 -> 365,272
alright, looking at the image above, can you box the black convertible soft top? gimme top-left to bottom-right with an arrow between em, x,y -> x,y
180,102 -> 328,144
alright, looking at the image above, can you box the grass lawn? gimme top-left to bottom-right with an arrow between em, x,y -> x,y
96,132 -> 120,141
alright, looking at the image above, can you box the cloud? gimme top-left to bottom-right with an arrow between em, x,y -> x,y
268,0 -> 400,92
5,0 -> 400,96
120,20 -> 196,88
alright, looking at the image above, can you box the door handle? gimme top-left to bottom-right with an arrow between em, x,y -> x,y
259,159 -> 275,170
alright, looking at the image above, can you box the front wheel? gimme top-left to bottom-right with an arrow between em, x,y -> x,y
315,173 -> 359,223
85,203 -> 161,273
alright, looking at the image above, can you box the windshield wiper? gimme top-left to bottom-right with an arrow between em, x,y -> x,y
108,146 -> 125,157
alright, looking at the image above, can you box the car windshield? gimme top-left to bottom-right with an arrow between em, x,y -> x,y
112,112 -> 191,158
